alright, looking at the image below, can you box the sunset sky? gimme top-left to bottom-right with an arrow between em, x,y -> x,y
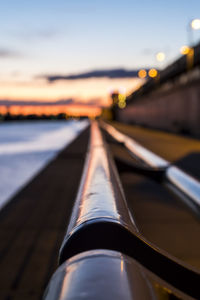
1,0 -> 200,112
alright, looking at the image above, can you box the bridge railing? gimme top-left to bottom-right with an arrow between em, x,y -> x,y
101,121 -> 200,212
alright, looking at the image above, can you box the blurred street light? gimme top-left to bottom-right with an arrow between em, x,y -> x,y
156,52 -> 165,62
118,100 -> 126,109
191,19 -> 200,30
180,45 -> 194,70
155,52 -> 166,70
111,89 -> 127,109
180,45 -> 190,55
138,69 -> 147,79
148,68 -> 158,78
118,92 -> 126,109
188,18 -> 200,46
185,19 -> 200,69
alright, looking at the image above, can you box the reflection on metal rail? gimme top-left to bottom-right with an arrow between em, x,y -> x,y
101,122 -> 200,209
44,121 -> 200,300
101,121 -> 169,169
44,250 -> 192,300
59,120 -> 138,263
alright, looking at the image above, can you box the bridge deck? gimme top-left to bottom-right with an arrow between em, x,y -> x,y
1,123 -> 200,299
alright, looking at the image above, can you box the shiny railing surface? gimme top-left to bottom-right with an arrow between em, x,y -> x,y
166,166 -> 200,207
101,121 -> 200,210
44,121 -> 200,300
64,121 -> 137,232
44,250 -> 192,300
59,120 -> 138,263
100,121 -> 168,169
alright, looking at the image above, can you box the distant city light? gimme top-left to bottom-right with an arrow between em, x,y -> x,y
180,45 -> 190,55
118,101 -> 126,109
118,92 -> 126,109
138,69 -> 147,78
191,19 -> 200,30
118,94 -> 126,102
156,52 -> 165,62
148,68 -> 158,78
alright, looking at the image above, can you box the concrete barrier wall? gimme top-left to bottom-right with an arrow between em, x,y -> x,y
118,79 -> 200,137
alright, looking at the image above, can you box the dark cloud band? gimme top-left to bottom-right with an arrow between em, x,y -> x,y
0,99 -> 73,106
42,68 -> 140,82
0,98 -> 100,107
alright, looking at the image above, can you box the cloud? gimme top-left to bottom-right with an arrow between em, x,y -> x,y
0,99 -> 74,106
0,48 -> 21,58
0,98 -> 103,107
41,68 -> 140,82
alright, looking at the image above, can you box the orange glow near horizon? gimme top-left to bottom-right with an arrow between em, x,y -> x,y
0,104 -> 101,117
0,77 -> 142,106
0,77 -> 142,117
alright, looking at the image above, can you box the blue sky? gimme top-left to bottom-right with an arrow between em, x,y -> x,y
1,0 -> 200,75
0,0 -> 200,104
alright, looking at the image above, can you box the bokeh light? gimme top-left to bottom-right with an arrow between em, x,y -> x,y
191,19 -> 200,30
180,45 -> 190,55
148,68 -> 158,78
156,52 -> 165,62
138,69 -> 147,79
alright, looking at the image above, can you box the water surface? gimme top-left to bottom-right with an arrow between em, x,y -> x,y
0,120 -> 88,209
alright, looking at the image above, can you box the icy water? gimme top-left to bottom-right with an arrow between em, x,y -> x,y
0,120 -> 88,209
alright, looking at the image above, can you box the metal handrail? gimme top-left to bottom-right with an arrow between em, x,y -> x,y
59,120 -> 138,262
101,121 -> 200,209
101,121 -> 168,168
57,121 -> 200,299
44,250 -> 193,300
66,120 -> 137,232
